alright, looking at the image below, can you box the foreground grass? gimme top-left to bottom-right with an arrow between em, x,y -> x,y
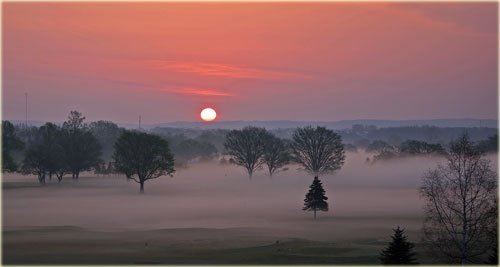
3,226 -> 437,264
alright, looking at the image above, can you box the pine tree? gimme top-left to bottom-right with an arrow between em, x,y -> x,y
303,177 -> 328,219
379,226 -> 418,265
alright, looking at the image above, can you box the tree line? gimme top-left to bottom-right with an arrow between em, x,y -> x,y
2,111 -> 176,193
131,124 -> 499,157
364,139 -> 447,162
343,124 -> 497,146
133,125 -> 500,158
8,111 -> 102,183
365,135 -> 498,163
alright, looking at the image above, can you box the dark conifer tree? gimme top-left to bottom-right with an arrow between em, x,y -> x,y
379,226 -> 418,265
303,177 -> 328,219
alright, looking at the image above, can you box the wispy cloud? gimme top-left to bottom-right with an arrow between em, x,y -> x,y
160,87 -> 234,97
36,71 -> 233,98
146,60 -> 311,80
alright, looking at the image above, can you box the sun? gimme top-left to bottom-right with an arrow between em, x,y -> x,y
200,107 -> 217,122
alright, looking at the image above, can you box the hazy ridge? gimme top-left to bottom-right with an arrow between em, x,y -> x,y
9,118 -> 498,130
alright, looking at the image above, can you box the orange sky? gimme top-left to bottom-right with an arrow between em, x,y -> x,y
3,2 -> 498,123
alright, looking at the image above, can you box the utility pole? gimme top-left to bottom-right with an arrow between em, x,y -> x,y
139,115 -> 141,130
25,92 -> 28,128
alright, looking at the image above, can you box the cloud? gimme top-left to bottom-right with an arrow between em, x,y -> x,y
146,60 -> 311,80
160,87 -> 233,97
36,71 -> 233,97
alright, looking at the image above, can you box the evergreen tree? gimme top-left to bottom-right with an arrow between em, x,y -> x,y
303,177 -> 328,219
379,226 -> 418,265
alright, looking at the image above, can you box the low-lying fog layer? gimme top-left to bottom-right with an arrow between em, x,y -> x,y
3,152 -> 497,241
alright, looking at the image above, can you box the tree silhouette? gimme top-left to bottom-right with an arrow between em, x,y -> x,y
224,126 -> 268,178
303,177 -> 328,219
61,111 -> 102,179
61,130 -> 102,179
89,120 -> 123,162
379,226 -> 418,265
21,123 -> 65,184
262,134 -> 289,177
2,121 -> 24,172
420,134 -> 497,264
291,126 -> 345,178
293,126 -> 343,217
113,131 -> 175,193
366,140 -> 394,153
22,145 -> 48,184
63,110 -> 86,131
399,140 -> 446,155
39,123 -> 66,181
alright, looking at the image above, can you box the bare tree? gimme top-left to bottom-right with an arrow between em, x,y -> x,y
224,126 -> 268,178
291,126 -> 345,179
262,134 -> 290,177
420,134 -> 497,264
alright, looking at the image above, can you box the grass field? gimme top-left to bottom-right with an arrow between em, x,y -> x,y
3,226 -> 438,264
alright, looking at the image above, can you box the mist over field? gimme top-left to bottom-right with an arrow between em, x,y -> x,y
6,152 -> 487,233
3,143 -> 498,264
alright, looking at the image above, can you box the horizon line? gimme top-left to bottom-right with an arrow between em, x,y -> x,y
4,117 -> 498,126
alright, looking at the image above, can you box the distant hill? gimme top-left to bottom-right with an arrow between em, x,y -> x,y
333,118 -> 497,129
8,118 -> 497,130
149,119 -> 498,130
